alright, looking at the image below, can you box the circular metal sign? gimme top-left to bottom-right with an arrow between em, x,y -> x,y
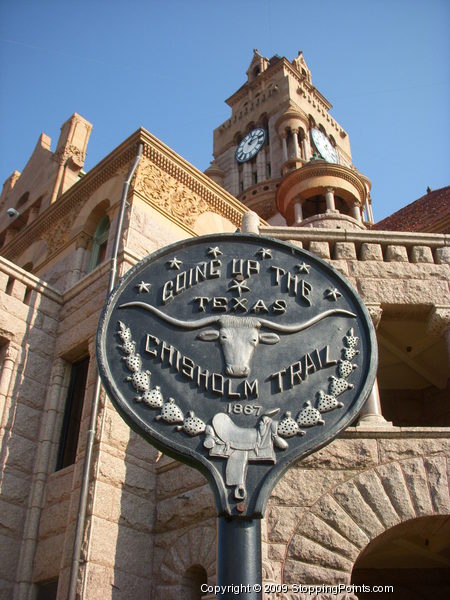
97,234 -> 377,517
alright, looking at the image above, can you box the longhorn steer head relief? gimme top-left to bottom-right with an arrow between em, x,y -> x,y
197,316 -> 280,377
119,301 -> 356,377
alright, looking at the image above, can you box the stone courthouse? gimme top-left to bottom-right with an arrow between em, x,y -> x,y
0,50 -> 449,600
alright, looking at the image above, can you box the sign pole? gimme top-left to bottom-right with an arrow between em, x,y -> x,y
217,517 -> 262,599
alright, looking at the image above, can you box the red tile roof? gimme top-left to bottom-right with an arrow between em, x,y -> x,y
373,186 -> 450,233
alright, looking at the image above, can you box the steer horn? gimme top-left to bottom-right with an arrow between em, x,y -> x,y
257,309 -> 356,333
119,302 -> 356,332
119,301 -> 221,329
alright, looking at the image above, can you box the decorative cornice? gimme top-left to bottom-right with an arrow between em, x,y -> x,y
2,128 -> 254,263
225,57 -> 332,111
137,139 -> 250,229
222,56 -> 347,139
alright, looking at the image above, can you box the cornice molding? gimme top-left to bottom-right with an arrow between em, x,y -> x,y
2,128 -> 253,263
225,57 -> 333,111
222,57 -> 346,141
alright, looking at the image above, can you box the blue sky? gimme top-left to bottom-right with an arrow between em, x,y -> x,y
0,0 -> 448,221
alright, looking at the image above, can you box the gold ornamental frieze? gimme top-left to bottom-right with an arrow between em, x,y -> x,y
135,154 -> 247,230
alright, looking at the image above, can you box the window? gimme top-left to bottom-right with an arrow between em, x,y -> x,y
36,579 -> 58,600
88,215 -> 110,272
56,356 -> 89,470
17,192 -> 30,208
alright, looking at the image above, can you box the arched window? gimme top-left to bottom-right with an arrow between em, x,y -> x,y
17,192 -> 29,208
88,215 -> 110,272
181,565 -> 208,600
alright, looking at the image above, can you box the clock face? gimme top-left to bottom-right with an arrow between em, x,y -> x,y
235,128 -> 266,163
311,128 -> 339,164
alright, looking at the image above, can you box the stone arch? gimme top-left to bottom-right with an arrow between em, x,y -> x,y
69,198 -> 111,276
70,196 -> 111,238
155,525 -> 216,600
17,239 -> 48,271
283,454 -> 450,585
234,131 -> 243,145
351,515 -> 450,598
17,191 -> 29,208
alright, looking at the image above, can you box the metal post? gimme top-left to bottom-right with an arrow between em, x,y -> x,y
217,517 -> 262,600
67,142 -> 143,600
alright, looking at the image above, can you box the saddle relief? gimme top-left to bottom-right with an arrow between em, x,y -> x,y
203,410 -> 287,501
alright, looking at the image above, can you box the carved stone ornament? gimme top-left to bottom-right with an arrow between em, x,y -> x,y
52,144 -> 86,166
42,208 -> 80,255
97,234 -> 377,517
135,158 -> 210,228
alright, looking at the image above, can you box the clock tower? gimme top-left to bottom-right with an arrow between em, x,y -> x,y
206,49 -> 373,228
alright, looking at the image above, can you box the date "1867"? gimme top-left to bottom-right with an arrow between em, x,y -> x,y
226,403 -> 263,416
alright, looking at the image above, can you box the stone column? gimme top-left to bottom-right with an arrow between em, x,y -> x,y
357,305 -> 392,427
256,147 -> 266,183
243,161 -> 252,190
301,133 -> 310,161
71,232 -> 90,287
0,342 -> 20,438
294,199 -> 303,225
292,129 -> 301,159
14,359 -> 67,600
324,187 -> 336,212
280,132 -> 288,163
231,160 -> 240,197
366,197 -> 375,224
352,203 -> 362,223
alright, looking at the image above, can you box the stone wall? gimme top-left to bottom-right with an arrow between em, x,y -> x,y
0,257 -> 62,599
270,431 -> 449,589
145,429 -> 449,599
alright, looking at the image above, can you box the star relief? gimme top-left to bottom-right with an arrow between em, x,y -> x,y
167,257 -> 183,270
256,248 -> 272,259
324,288 -> 342,301
296,262 -> 311,274
135,281 -> 151,293
228,279 -> 251,296
207,246 -> 222,259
